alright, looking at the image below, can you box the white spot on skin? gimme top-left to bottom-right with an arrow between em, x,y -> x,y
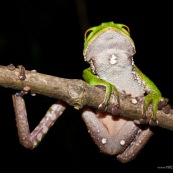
22,137 -> 26,140
46,111 -> 57,120
50,113 -> 56,120
137,129 -> 142,134
45,112 -> 52,118
33,141 -> 37,147
19,75 -> 24,80
37,133 -> 42,141
51,104 -> 61,111
110,54 -> 117,64
132,59 -> 134,66
42,125 -> 48,133
131,98 -> 138,104
98,104 -> 103,109
120,140 -> 126,146
101,138 -> 107,144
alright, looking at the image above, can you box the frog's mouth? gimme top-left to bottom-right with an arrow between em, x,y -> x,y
83,28 -> 136,63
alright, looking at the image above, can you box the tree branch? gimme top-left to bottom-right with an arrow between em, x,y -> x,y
0,64 -> 173,131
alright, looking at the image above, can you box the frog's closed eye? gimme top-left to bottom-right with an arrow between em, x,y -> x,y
121,25 -> 130,33
84,28 -> 94,40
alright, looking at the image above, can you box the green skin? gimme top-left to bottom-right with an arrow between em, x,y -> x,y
83,21 -> 162,120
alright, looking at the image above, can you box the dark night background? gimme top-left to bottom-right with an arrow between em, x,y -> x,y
0,0 -> 173,172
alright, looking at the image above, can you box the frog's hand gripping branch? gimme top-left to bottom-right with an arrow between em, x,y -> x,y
134,65 -> 163,123
82,67 -> 120,113
12,94 -> 67,149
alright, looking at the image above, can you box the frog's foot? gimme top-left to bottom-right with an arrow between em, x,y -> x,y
111,105 -> 121,115
158,97 -> 171,114
149,118 -> 158,126
139,117 -> 149,125
12,93 -> 67,149
142,93 -> 162,125
162,104 -> 171,114
134,117 -> 158,126
158,97 -> 169,110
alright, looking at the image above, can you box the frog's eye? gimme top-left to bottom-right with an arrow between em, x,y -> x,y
121,25 -> 130,33
84,28 -> 94,40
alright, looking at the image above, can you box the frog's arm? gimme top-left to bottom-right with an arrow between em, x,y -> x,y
82,67 -> 119,110
134,65 -> 162,121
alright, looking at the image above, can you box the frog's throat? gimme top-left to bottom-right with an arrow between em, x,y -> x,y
84,29 -> 135,62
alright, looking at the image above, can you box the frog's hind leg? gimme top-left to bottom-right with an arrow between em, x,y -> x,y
82,108 -> 141,156
12,93 -> 67,149
117,127 -> 153,163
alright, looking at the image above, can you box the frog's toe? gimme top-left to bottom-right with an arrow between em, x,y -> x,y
158,98 -> 169,110
139,117 -> 149,125
143,96 -> 151,118
134,117 -> 149,125
143,94 -> 162,121
98,102 -> 107,112
98,101 -> 120,116
162,104 -> 171,114
151,97 -> 161,121
149,118 -> 158,126
111,105 -> 121,116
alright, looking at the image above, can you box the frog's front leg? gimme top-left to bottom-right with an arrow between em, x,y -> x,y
134,65 -> 163,124
12,94 -> 67,149
81,107 -> 153,163
82,68 -> 120,112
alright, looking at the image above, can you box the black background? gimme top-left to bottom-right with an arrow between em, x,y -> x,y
0,0 -> 173,172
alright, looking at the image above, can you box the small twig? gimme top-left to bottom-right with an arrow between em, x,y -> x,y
0,64 -> 173,131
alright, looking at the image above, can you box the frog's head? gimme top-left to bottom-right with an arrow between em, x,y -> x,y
83,21 -> 136,68
84,22 -> 133,50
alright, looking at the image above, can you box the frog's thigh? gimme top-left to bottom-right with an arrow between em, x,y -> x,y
81,108 -> 140,155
